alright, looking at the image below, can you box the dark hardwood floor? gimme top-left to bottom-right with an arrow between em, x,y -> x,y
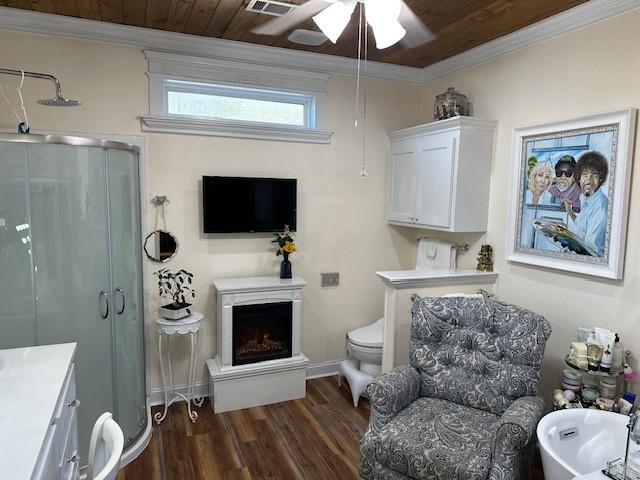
118,376 -> 369,480
118,376 -> 544,480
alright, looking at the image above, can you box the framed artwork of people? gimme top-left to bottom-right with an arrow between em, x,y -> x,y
507,109 -> 637,279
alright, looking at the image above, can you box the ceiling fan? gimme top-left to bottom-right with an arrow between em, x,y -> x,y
252,0 -> 435,50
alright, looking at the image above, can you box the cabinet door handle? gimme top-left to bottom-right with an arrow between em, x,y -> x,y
115,287 -> 126,315
67,398 -> 81,408
99,291 -> 109,319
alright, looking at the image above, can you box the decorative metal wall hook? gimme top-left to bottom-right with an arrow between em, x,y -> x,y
151,195 -> 169,231
151,195 -> 170,207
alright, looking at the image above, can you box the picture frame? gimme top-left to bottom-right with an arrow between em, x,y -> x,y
506,109 -> 637,279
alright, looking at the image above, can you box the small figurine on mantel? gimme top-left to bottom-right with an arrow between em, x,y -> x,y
476,244 -> 494,272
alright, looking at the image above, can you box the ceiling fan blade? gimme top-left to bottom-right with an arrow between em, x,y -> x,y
398,1 -> 435,49
252,0 -> 331,36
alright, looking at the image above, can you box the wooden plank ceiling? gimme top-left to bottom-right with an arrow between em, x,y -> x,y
1,0 -> 588,68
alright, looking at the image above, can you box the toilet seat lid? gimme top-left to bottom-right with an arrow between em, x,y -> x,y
348,318 -> 384,348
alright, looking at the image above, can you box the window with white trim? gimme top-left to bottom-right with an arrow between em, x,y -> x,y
165,80 -> 317,128
141,51 -> 332,144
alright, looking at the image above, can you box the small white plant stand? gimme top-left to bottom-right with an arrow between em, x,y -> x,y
154,312 -> 204,424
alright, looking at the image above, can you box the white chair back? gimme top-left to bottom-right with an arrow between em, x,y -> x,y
87,412 -> 124,480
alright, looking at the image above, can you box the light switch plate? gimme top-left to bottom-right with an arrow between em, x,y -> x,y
321,272 -> 339,287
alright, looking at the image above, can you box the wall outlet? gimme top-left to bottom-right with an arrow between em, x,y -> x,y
321,272 -> 339,287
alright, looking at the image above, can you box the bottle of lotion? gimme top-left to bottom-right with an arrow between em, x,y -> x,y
600,344 -> 612,373
612,334 -> 624,372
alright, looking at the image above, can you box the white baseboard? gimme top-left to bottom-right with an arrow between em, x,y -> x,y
305,360 -> 342,379
149,359 -> 342,406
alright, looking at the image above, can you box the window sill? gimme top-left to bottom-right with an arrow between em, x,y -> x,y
139,115 -> 333,144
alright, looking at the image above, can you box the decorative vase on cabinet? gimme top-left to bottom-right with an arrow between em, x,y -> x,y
387,116 -> 496,232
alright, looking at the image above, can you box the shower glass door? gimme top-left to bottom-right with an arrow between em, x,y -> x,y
107,149 -> 146,444
0,135 -> 147,466
27,143 -> 116,461
0,142 -> 34,348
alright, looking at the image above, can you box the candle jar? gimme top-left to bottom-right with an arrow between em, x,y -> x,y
599,377 -> 617,399
434,87 -> 470,121
581,374 -> 599,405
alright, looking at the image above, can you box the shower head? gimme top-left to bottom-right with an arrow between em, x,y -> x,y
0,67 -> 81,108
37,75 -> 81,107
37,96 -> 81,107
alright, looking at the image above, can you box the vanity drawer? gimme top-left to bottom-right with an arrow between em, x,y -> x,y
57,412 -> 79,480
53,364 -> 77,440
33,362 -> 78,480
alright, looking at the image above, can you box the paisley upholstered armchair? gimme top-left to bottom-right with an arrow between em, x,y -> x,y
360,296 -> 551,480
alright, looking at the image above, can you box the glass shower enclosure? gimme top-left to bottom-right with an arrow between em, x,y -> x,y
0,133 -> 147,464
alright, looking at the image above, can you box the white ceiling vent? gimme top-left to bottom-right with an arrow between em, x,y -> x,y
246,0 -> 296,17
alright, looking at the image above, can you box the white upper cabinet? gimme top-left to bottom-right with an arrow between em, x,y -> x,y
387,116 -> 496,232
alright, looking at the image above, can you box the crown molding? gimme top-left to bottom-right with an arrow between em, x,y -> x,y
421,0 -> 640,81
0,6 -> 423,84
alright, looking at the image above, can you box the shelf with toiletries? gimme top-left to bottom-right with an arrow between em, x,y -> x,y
564,356 -> 623,377
554,326 -> 637,414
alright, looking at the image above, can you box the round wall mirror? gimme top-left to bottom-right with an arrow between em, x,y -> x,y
144,230 -> 178,263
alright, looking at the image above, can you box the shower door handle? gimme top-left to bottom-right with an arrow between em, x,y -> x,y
115,288 -> 126,315
99,290 -> 109,319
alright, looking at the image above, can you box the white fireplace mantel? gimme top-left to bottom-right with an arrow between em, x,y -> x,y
207,275 -> 309,412
213,276 -> 306,295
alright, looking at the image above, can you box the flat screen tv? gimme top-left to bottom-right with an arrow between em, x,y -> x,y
203,176 -> 297,233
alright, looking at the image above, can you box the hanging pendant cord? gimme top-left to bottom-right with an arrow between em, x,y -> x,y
360,16 -> 369,177
354,2 -> 364,129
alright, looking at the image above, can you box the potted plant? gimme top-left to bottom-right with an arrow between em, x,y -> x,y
154,268 -> 195,320
272,225 -> 297,279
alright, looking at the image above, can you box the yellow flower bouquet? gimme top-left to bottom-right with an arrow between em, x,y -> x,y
272,225 -> 296,278
273,225 -> 296,257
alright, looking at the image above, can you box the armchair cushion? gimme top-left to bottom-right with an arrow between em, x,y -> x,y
376,397 -> 500,480
410,297 -> 551,416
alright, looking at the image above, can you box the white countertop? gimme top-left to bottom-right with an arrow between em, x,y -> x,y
213,275 -> 306,294
375,268 -> 499,288
0,343 -> 77,479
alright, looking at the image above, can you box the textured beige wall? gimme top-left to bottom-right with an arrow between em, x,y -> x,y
421,9 -> 640,401
0,30 -> 422,390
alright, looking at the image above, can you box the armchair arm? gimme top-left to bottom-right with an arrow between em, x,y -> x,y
360,365 -> 421,480
366,364 -> 421,433
489,396 -> 545,480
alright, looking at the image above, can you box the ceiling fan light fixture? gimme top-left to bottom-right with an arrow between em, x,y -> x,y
364,0 -> 402,24
370,19 -> 406,49
312,0 -> 357,44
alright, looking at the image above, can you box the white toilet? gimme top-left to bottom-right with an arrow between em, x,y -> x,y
339,317 -> 384,407
347,317 -> 384,376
